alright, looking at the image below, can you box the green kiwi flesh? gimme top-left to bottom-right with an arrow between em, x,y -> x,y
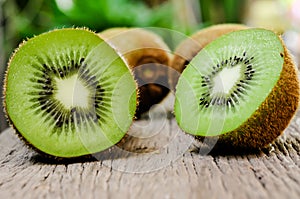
174,28 -> 299,148
4,28 -> 137,158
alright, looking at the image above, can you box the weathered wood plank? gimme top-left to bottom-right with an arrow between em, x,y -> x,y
0,106 -> 300,199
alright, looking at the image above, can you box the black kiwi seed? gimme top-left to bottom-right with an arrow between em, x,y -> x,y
205,102 -> 210,108
227,98 -> 232,105
233,90 -> 239,95
237,88 -> 243,93
246,65 -> 252,70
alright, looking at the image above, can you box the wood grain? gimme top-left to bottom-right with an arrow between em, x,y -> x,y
0,105 -> 300,199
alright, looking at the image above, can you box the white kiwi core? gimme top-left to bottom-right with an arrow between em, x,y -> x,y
211,64 -> 242,95
54,74 -> 90,109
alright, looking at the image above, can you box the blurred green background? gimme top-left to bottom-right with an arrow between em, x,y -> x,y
0,0 -> 300,131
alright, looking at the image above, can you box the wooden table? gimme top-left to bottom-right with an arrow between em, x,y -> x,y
0,97 -> 299,199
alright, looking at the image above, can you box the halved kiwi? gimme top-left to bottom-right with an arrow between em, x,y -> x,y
174,28 -> 300,149
99,28 -> 171,117
3,28 -> 137,158
169,24 -> 248,91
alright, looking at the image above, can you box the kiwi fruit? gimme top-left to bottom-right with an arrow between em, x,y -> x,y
174,28 -> 300,149
99,28 -> 171,117
3,28 -> 137,158
169,24 -> 248,91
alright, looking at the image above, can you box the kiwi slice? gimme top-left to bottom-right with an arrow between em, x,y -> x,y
174,28 -> 300,149
3,28 -> 137,158
169,24 -> 248,91
99,28 -> 171,117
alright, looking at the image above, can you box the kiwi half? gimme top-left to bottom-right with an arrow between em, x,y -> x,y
174,28 -> 300,149
169,24 -> 248,91
99,28 -> 171,117
3,28 -> 137,158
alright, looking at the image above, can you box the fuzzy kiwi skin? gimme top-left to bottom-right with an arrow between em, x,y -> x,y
99,28 -> 171,117
196,42 -> 300,150
169,24 -> 248,91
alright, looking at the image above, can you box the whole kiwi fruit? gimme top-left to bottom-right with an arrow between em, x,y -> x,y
3,28 -> 137,158
99,28 -> 171,117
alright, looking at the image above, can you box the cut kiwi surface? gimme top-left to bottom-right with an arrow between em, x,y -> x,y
174,28 -> 300,148
4,28 -> 137,158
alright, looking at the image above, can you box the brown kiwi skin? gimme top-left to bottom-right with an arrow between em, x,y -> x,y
99,28 -> 171,118
196,39 -> 300,150
169,24 -> 249,91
